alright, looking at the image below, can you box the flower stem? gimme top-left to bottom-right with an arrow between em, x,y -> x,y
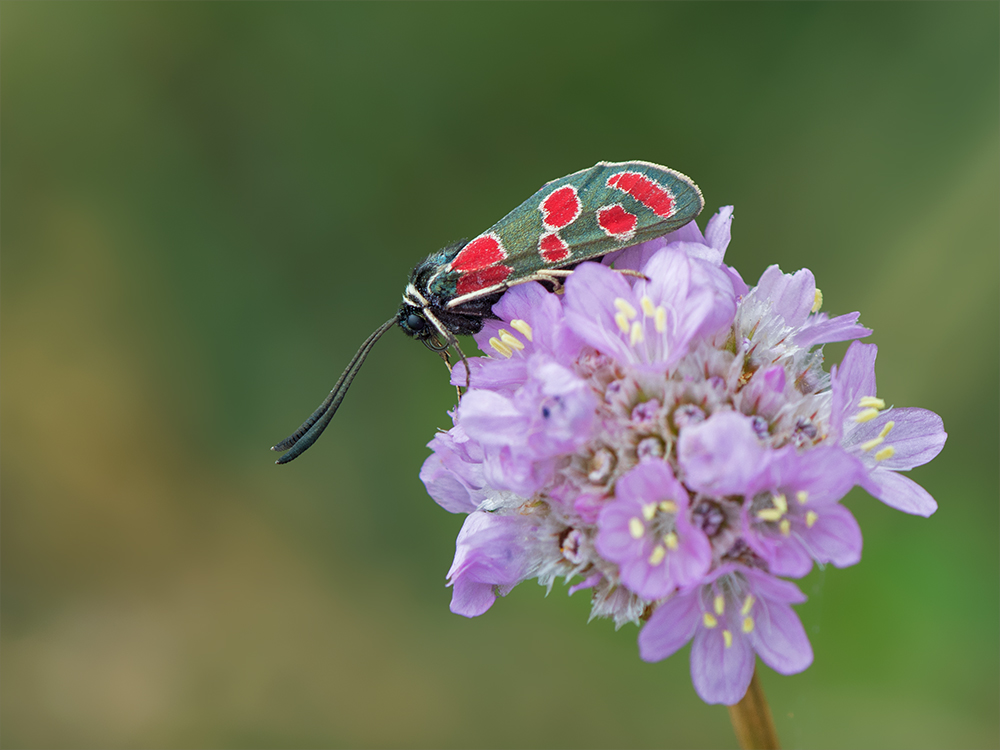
727,665 -> 780,749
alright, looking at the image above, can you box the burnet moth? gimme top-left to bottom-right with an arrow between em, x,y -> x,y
272,160 -> 704,464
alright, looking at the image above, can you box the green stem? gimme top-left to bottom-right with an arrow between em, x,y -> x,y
727,665 -> 780,749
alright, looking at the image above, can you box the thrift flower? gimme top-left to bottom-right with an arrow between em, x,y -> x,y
420,207 -> 946,705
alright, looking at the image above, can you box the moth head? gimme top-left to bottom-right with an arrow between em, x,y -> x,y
397,303 -> 432,339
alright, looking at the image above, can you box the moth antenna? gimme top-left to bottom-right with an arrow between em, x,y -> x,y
272,315 -> 399,464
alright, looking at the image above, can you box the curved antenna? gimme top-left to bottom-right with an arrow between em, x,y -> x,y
272,315 -> 399,464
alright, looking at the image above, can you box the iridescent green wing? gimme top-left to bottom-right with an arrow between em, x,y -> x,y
431,160 -> 704,305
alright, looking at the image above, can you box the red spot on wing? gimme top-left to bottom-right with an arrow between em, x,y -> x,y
538,232 -> 570,263
597,204 -> 638,240
456,264 -> 513,296
539,185 -> 582,231
606,171 -> 675,218
451,234 -> 507,271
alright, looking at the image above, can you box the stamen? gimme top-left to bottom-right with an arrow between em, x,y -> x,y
630,321 -> 644,345
628,517 -> 645,539
642,503 -> 657,521
614,297 -> 638,319
874,446 -> 895,461
796,490 -> 809,505
779,518 -> 791,536
773,493 -> 788,513
859,396 -> 885,409
498,330 -> 524,351
812,288 -> 823,313
853,408 -> 880,423
510,319 -> 533,341
806,511 -> 818,528
614,311 -> 631,334
659,500 -> 678,514
878,421 -> 895,439
640,295 -> 656,317
741,595 -> 755,616
489,337 -> 513,358
756,508 -> 783,522
723,630 -> 733,648
703,612 -> 717,628
648,545 -> 666,566
714,595 -> 725,616
860,435 -> 884,452
654,306 -> 667,333
664,531 -> 679,550
742,616 -> 754,634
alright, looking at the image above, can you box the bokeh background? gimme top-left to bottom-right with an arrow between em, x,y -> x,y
2,3 -> 997,748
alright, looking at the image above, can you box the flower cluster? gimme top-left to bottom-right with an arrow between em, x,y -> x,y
420,208 -> 946,705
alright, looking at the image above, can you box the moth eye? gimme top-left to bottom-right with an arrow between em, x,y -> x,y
406,313 -> 426,331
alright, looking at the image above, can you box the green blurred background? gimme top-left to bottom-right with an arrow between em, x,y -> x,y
2,3 -> 997,748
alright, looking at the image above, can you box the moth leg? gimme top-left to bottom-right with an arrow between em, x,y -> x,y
614,268 -> 650,281
434,348 -> 463,403
504,269 -> 574,294
450,336 -> 472,391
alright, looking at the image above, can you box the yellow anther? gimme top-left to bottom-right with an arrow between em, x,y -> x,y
773,493 -> 788,513
742,616 -> 755,634
640,295 -> 656,317
860,435 -> 884,452
659,500 -> 678,514
630,321 -> 644,345
648,545 -> 666,566
779,518 -> 791,536
642,503 -> 658,521
874,446 -> 896,461
703,612 -> 717,628
878,421 -> 895,439
614,297 -> 638,319
614,311 -> 631,334
756,508 -> 783,522
741,595 -> 755,616
723,630 -> 733,648
489,337 -> 513,358
654,306 -> 667,333
812,288 -> 823,313
859,396 -> 885,409
664,531 -> 679,550
510,319 -> 533,341
628,517 -> 645,539
714,595 -> 725,616
498,330 -> 524,350
853,408 -> 880,423
796,490 -> 809,505
806,511 -> 818,528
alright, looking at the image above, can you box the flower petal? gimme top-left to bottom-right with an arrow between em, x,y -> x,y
804,502 -> 863,568
447,512 -> 531,617
748,599 -> 813,675
704,206 -> 734,256
564,261 -> 637,363
678,411 -> 769,496
794,311 -> 872,348
830,342 -> 878,437
638,590 -> 701,662
848,408 -> 947,471
864,469 -> 939,517
691,624 -> 755,705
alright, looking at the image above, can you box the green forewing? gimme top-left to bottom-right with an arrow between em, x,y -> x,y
432,160 -> 704,302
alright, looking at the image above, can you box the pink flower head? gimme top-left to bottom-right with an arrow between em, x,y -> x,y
419,207 -> 946,704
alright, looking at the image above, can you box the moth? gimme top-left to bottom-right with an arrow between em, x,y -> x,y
273,160 -> 703,463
